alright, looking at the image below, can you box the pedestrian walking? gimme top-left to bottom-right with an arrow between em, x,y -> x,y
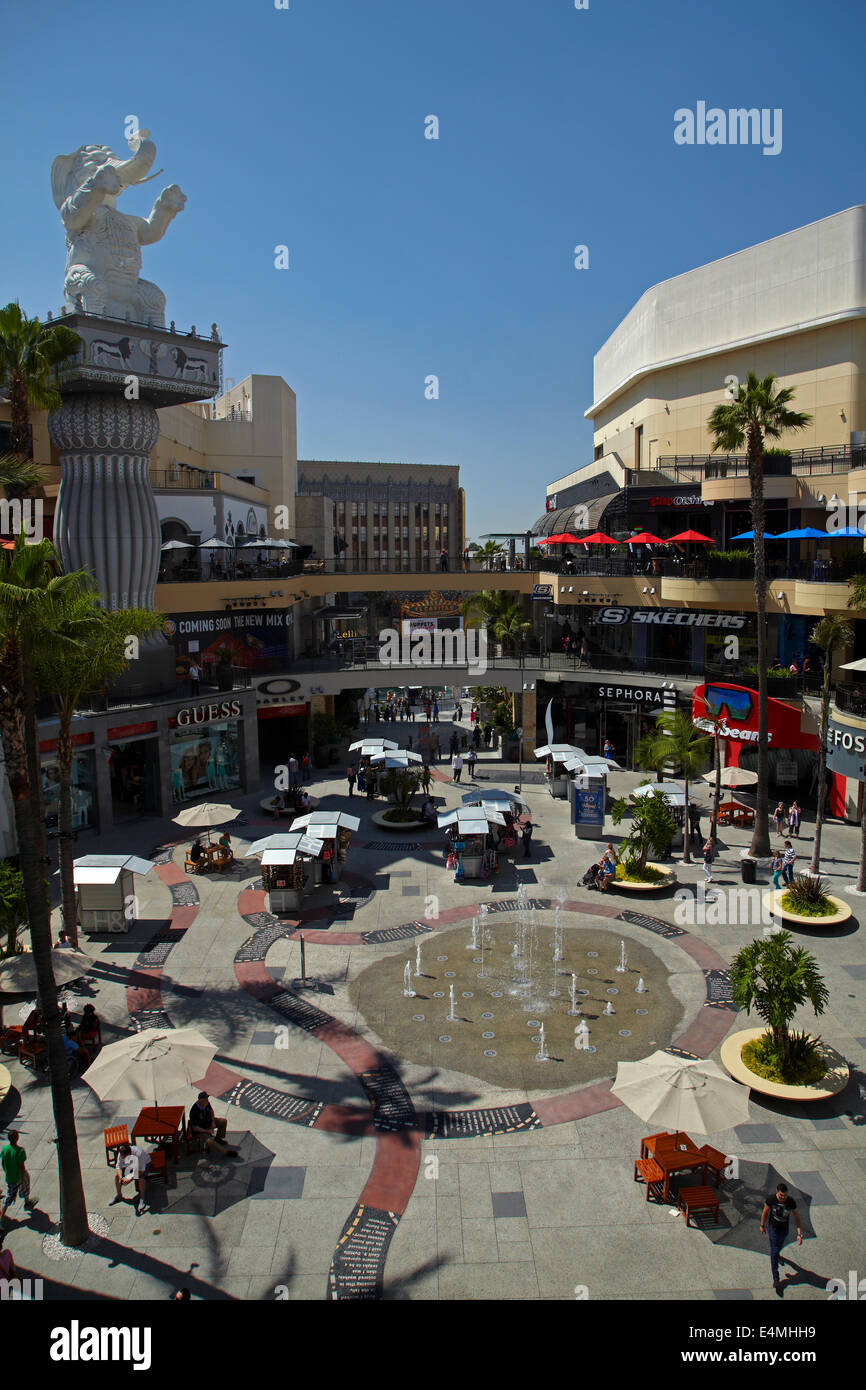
689,804 -> 701,845
288,755 -> 299,788
456,702 -> 463,721
421,764 -> 432,794
603,738 -> 614,760
483,722 -> 492,748
771,849 -> 784,890
189,661 -> 200,697
1,1130 -> 36,1220
301,753 -> 312,784
449,731 -> 459,756
773,802 -> 786,837
760,1183 -> 802,1291
782,840 -> 796,885
451,753 -> 463,784
470,707 -> 476,728
788,800 -> 801,836
521,818 -> 534,858
466,747 -> 477,779
433,701 -> 440,723
473,725 -> 482,751
702,837 -> 715,882
347,765 -> 356,797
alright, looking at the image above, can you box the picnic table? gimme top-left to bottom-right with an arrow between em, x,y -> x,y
131,1105 -> 187,1163
639,1131 -> 709,1202
716,800 -> 755,828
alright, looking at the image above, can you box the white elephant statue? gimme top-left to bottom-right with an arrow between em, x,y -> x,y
51,128 -> 186,327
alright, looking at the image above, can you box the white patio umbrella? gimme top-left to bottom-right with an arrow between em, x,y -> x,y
702,766 -> 758,789
160,539 -> 194,551
0,948 -> 93,994
172,802 -> 241,843
611,1050 -> 750,1134
83,1026 -> 218,1114
198,537 -> 234,549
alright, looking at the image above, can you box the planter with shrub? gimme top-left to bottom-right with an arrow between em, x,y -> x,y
721,930 -> 848,1099
763,872 -> 851,927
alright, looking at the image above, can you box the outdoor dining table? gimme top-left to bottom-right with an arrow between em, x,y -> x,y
645,1140 -> 709,1202
131,1104 -> 187,1162
716,801 -> 755,828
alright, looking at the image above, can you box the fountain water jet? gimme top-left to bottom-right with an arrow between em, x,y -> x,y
402,962 -> 416,998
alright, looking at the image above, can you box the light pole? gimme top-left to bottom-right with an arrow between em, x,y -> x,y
517,725 -> 524,793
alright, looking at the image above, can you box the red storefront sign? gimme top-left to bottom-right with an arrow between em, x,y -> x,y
691,683 -> 816,763
257,705 -> 307,720
39,732 -> 95,754
106,721 -> 158,742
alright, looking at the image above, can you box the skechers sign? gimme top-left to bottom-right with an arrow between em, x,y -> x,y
593,607 -> 747,629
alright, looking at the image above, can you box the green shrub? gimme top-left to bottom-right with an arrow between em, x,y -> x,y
781,873 -> 836,916
616,862 -> 667,884
707,548 -> 753,565
742,1029 -> 826,1086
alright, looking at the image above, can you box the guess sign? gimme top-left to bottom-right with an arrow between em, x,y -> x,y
172,699 -> 242,727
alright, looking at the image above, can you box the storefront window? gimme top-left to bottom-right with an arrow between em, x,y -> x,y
170,719 -> 242,801
110,739 -> 161,818
41,750 -> 97,835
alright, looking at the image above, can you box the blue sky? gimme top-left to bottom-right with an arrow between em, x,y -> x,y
3,0 -> 864,536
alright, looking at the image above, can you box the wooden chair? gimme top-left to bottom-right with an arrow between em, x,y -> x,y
699,1144 -> 728,1187
186,1126 -> 206,1157
0,1026 -> 23,1056
104,1124 -> 130,1168
148,1149 -> 168,1185
184,854 -> 202,875
633,1157 -> 665,1201
18,1038 -> 47,1074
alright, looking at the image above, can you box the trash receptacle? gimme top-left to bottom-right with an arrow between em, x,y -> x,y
741,856 -> 756,884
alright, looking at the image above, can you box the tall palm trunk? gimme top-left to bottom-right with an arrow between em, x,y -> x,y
858,783 -> 866,892
56,706 -> 79,945
0,646 -> 90,1247
711,731 -> 722,847
810,657 -> 832,874
748,424 -> 771,857
8,369 -> 31,458
682,770 -> 691,864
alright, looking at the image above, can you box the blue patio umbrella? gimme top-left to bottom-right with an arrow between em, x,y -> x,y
826,526 -> 866,538
730,530 -> 779,540
772,527 -> 831,540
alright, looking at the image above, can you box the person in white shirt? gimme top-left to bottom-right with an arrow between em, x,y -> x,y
782,841 -> 796,885
111,1143 -> 152,1215
189,662 -> 200,696
451,753 -> 463,784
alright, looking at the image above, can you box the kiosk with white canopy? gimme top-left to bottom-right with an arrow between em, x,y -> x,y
71,854 -> 156,934
245,833 -> 325,913
534,743 -> 590,798
289,810 -> 361,884
438,805 -> 506,880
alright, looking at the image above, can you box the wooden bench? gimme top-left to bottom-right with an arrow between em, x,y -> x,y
699,1144 -> 728,1187
679,1185 -> 721,1227
633,1157 -> 665,1201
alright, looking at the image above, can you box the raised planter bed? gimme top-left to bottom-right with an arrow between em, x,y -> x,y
720,1027 -> 849,1101
613,861 -> 677,893
761,889 -> 852,929
371,809 -> 435,831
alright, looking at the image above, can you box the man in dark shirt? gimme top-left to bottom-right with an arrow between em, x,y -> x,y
189,1091 -> 238,1157
760,1182 -> 802,1289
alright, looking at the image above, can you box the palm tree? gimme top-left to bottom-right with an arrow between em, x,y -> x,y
34,590 -> 163,943
0,301 -> 81,457
646,709 -> 710,864
708,373 -> 811,858
462,591 -> 530,655
635,729 -> 671,783
0,860 -> 27,959
808,614 -> 854,873
474,540 -> 502,571
0,453 -> 45,506
730,930 -> 829,1071
0,535 -> 91,1247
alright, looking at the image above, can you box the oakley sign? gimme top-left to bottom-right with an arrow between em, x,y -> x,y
594,607 -> 747,629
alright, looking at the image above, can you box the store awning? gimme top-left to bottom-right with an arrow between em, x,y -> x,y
290,811 -> 361,834
532,493 -> 619,538
534,743 -> 588,761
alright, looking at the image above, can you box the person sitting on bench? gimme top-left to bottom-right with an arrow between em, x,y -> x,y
189,1091 -> 238,1157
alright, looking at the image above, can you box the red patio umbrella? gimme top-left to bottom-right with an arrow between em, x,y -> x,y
628,532 -> 666,545
538,533 -> 581,545
668,530 -> 714,544
581,531 -> 619,545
